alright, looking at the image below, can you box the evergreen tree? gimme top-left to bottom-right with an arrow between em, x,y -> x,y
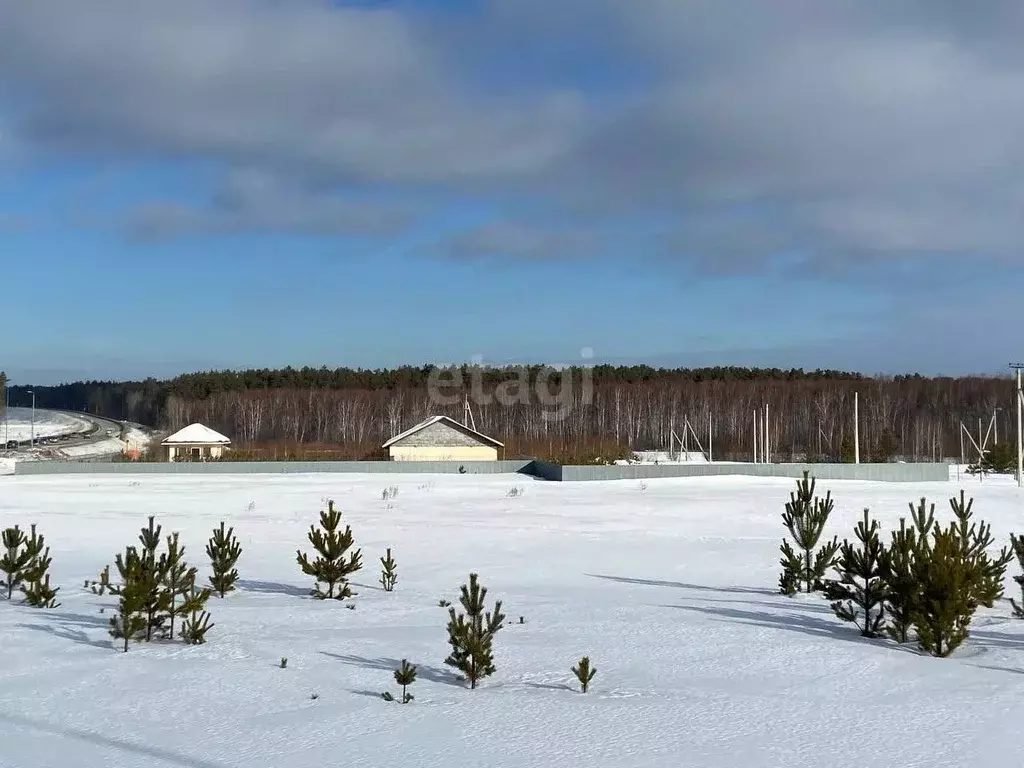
22,529 -> 60,608
980,442 -> 1016,474
572,656 -> 597,693
829,509 -> 888,637
180,581 -> 214,645
383,659 -> 417,703
379,548 -> 397,592
161,533 -> 197,640
905,492 -> 1010,657
108,547 -> 149,652
779,472 -> 840,594
911,524 -> 972,657
206,521 -> 242,598
136,516 -> 171,640
872,429 -> 899,463
1010,534 -> 1024,619
948,490 -> 1012,609
296,500 -> 362,600
1,525 -> 40,600
878,505 -> 931,644
839,435 -> 856,463
444,573 -> 505,689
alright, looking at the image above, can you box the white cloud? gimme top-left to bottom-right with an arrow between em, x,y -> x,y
2,0 -> 1024,270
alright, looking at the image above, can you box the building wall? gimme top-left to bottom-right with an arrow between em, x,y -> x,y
166,443 -> 227,462
390,421 -> 490,448
388,445 -> 498,462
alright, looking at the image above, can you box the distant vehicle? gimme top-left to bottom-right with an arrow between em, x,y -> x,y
5,440 -> 17,449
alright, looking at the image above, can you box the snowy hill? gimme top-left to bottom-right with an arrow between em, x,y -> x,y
0,471 -> 1021,767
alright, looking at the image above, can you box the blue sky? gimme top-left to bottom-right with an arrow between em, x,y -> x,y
2,1 -> 1024,384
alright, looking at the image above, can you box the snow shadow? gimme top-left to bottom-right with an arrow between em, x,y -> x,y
525,681 -> 572,692
350,581 -> 383,592
321,652 -> 463,686
237,579 -> 311,598
587,573 -> 773,596
17,610 -> 112,651
972,629 -> 1024,653
0,711 -> 229,768
665,602 -> 891,649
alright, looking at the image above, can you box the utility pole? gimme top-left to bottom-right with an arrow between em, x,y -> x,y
764,402 -> 770,463
708,411 -> 713,463
854,392 -> 860,464
28,389 -> 35,446
1013,364 -> 1024,486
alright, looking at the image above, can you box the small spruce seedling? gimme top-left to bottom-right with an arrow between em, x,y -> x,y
280,657 -> 288,669
572,656 -> 597,693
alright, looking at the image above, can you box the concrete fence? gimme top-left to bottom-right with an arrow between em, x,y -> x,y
549,462 -> 950,483
11,459 -> 535,476
9,458 -> 949,482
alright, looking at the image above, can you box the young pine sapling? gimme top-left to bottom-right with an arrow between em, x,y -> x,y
161,532 -> 197,641
828,509 -> 888,637
380,548 -> 398,592
180,580 -> 214,645
22,533 -> 60,609
207,521 -> 242,598
572,656 -> 597,693
136,516 -> 171,641
948,490 -> 1012,609
1010,533 -> 1024,619
778,472 -> 840,594
296,500 -> 362,600
382,659 -> 417,703
107,547 -> 150,652
1,525 -> 41,600
878,506 -> 931,644
444,573 -> 505,689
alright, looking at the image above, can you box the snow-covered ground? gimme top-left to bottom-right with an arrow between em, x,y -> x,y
1,471 -> 1022,767
1,407 -> 91,443
58,437 -> 129,459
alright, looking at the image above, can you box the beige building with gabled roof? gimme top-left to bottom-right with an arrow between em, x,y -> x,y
382,416 -> 502,462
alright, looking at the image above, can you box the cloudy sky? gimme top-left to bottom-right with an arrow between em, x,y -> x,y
1,0 -> 1022,383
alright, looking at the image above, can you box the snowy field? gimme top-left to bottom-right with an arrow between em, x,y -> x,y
1,407 -> 90,442
1,471 -> 1023,768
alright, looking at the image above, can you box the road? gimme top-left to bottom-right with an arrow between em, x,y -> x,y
2,409 -> 137,457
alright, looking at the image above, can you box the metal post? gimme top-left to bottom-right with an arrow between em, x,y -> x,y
854,392 -> 860,464
1017,366 -> 1024,486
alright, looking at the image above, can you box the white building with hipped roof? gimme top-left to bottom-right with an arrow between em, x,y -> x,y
161,423 -> 231,462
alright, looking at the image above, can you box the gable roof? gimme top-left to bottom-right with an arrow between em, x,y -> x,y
161,423 -> 232,445
382,415 -> 504,449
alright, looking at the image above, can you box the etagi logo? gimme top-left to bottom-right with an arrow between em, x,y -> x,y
427,348 -> 595,422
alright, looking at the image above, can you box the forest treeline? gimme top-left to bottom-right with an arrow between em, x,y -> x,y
4,365 -> 1016,462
